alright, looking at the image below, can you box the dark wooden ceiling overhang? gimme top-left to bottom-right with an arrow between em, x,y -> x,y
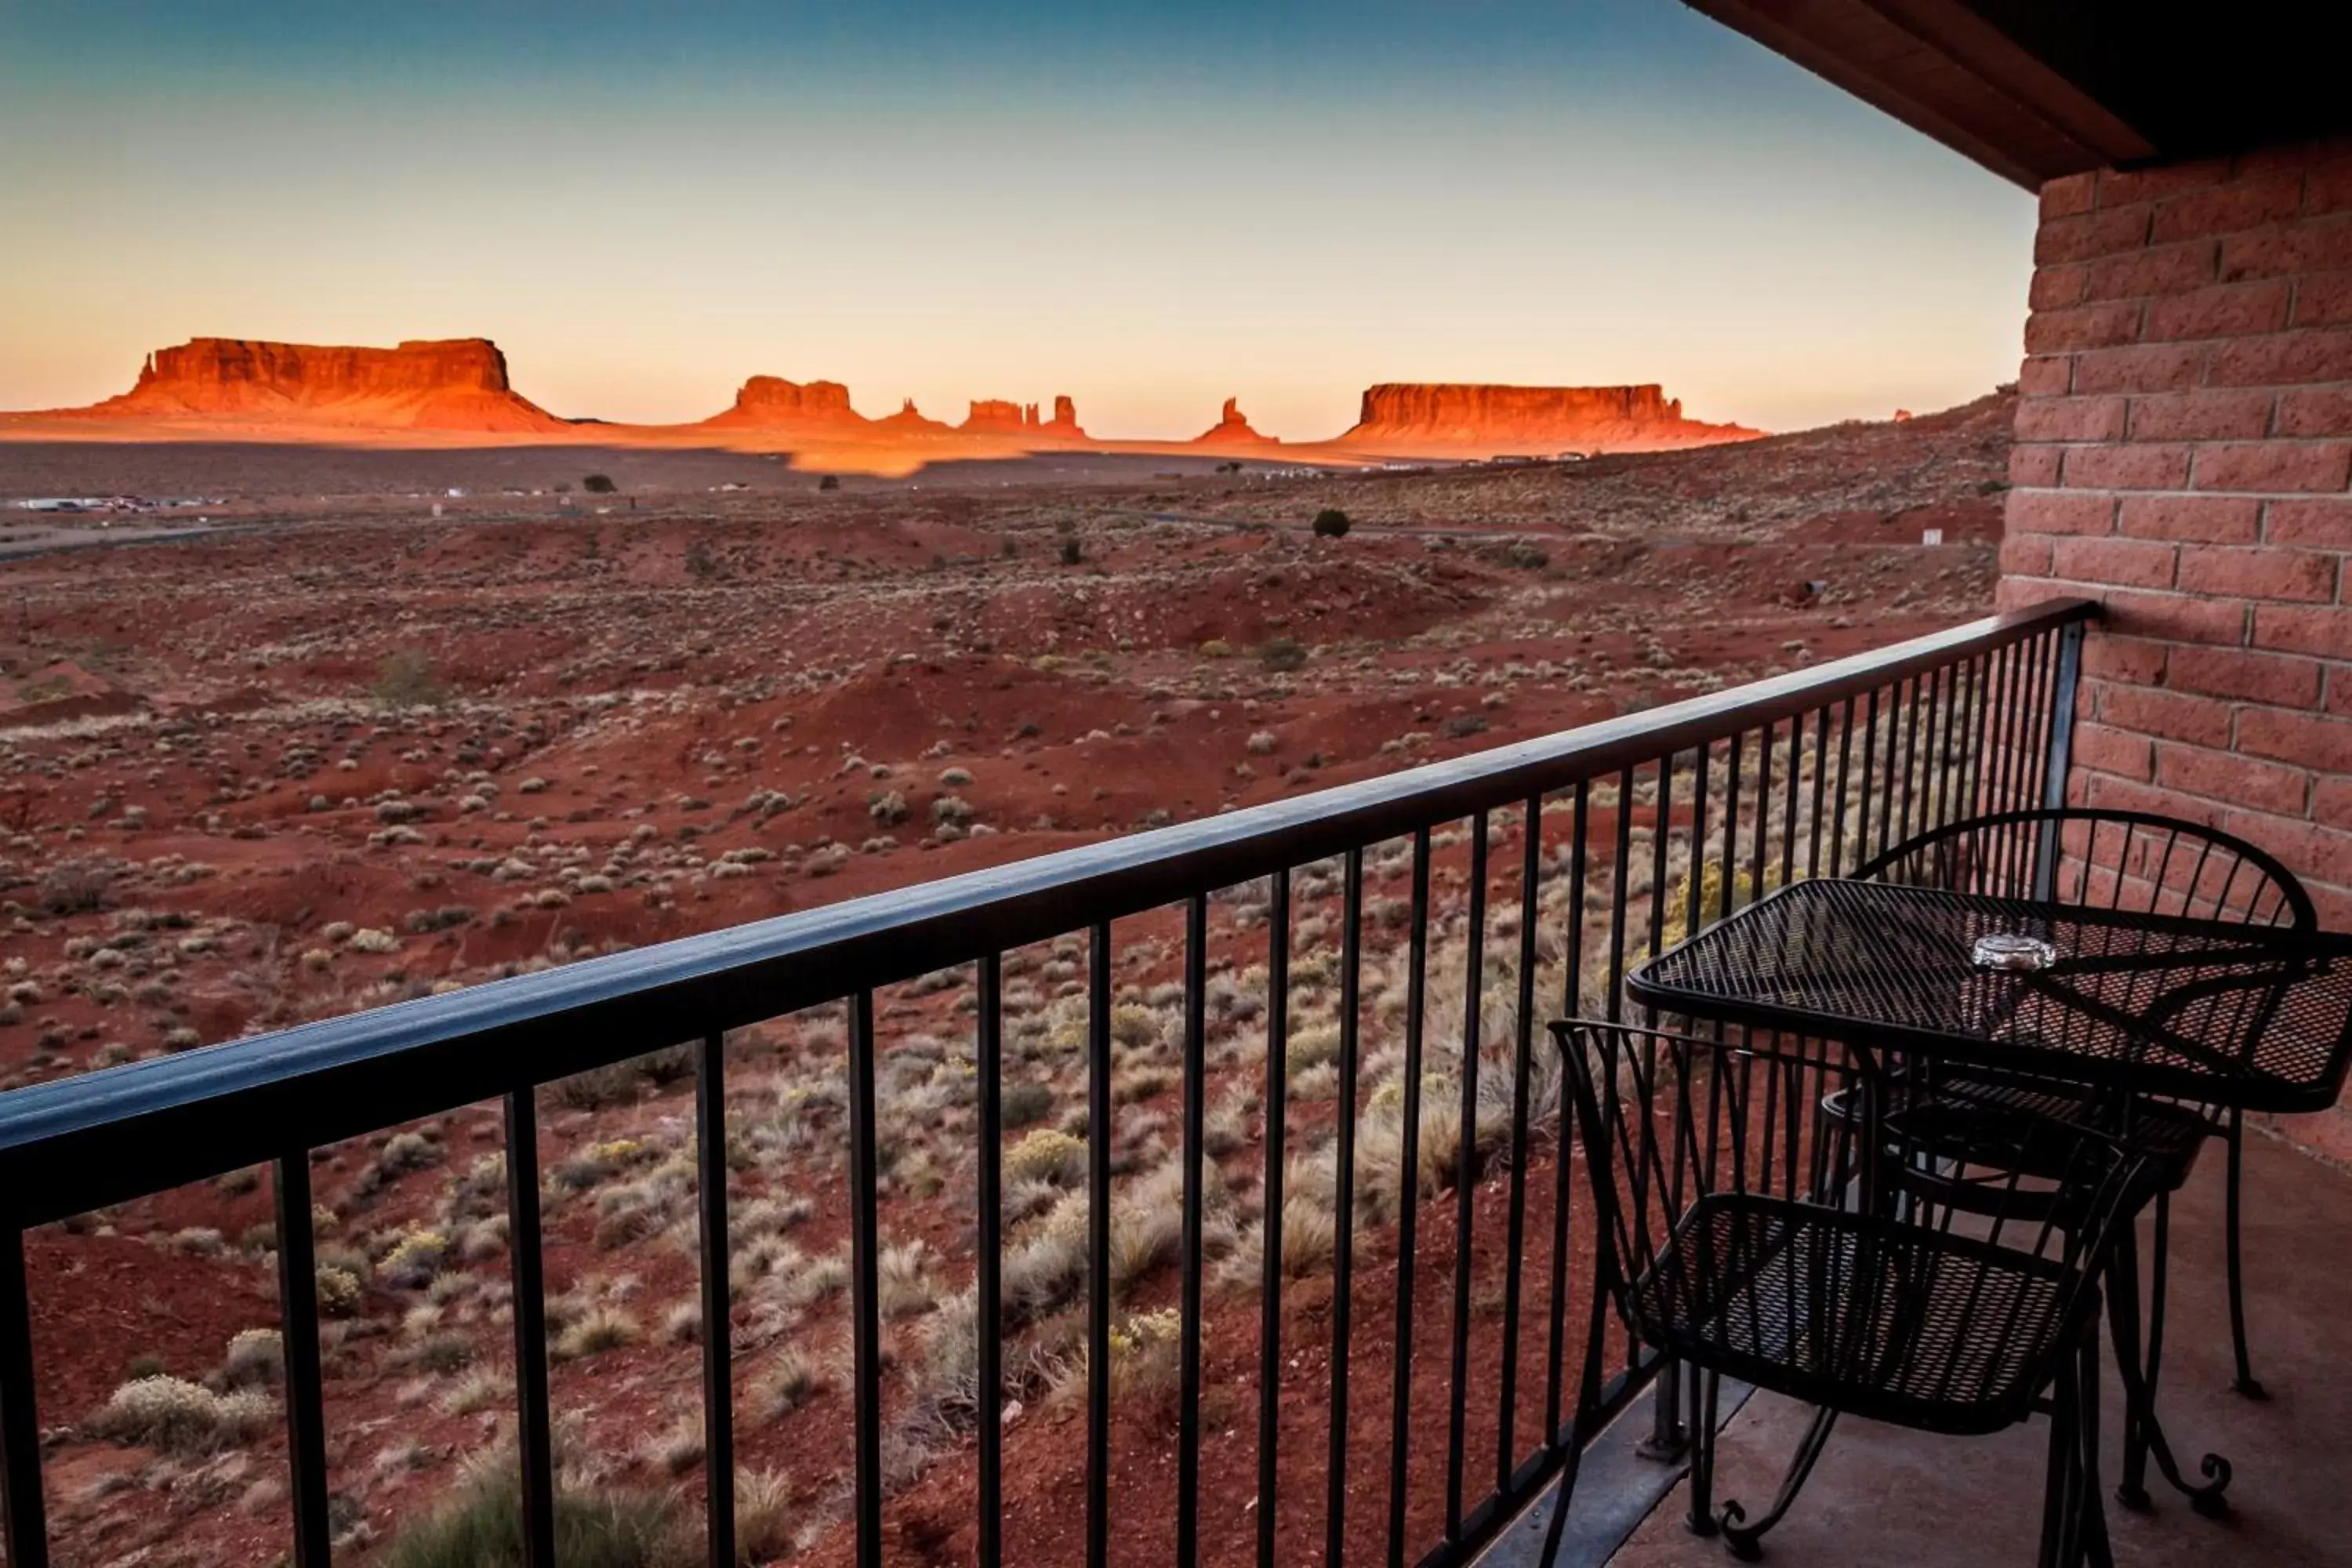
1684,0 -> 2351,189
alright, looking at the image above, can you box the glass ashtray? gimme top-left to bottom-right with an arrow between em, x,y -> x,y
1972,932 -> 2057,972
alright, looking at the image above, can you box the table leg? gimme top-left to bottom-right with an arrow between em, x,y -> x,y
2105,1220 -> 2230,1518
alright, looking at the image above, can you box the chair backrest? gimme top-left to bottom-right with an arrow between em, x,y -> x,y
1552,1020 -> 2144,1403
1853,808 -> 2314,931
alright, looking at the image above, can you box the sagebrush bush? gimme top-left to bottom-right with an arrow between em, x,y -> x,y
220,1327 -> 284,1387
89,1376 -> 274,1455
1004,1128 -> 1087,1186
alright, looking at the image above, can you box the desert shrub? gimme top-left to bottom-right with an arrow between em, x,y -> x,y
1311,507 -> 1351,538
1257,637 -> 1306,673
316,1264 -> 365,1317
582,474 -> 618,495
1104,1308 -> 1181,1414
381,1229 -> 452,1288
1004,1128 -> 1087,1186
867,791 -> 909,827
1000,1080 -> 1054,1128
373,651 -> 448,710
382,1441 -> 680,1568
38,860 -> 116,916
1058,537 -> 1083,566
818,474 -> 841,492
89,1376 -> 274,1455
220,1327 -> 284,1387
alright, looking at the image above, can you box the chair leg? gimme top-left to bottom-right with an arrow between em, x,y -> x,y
1717,1404 -> 1838,1561
2224,1112 -> 2266,1400
2038,1351 -> 2078,1568
2076,1329 -> 2114,1568
1686,1369 -> 1721,1536
2119,1193 -> 2164,1506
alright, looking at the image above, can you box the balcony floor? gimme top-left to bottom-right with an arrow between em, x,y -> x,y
1606,1133 -> 2352,1568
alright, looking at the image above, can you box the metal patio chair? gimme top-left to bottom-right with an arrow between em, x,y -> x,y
1853,807 -> 2317,1408
1552,1021 -> 2144,1566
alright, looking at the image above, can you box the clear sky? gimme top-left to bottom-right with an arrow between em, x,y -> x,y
0,2 -> 2037,439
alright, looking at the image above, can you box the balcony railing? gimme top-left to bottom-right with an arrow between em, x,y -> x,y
0,597 -> 2096,1568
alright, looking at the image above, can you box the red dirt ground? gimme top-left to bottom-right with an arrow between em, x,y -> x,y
0,390 -> 2010,1566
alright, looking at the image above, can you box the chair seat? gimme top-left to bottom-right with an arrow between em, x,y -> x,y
1627,1193 -> 2089,1437
1824,1069 -> 2214,1192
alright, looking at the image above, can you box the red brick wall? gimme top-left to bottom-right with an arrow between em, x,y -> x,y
1998,137 -> 2352,939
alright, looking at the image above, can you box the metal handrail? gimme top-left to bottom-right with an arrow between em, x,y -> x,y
0,598 -> 2096,1227
0,595 -> 2098,1568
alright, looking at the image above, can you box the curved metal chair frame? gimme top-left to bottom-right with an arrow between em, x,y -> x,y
1551,1021 -> 2140,1566
1853,806 -> 2314,1512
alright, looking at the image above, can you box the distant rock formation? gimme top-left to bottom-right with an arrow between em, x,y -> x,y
1336,383 -> 1758,455
960,399 -> 1029,434
876,397 -> 952,434
704,375 -> 862,428
1193,397 -> 1275,445
1047,394 -> 1084,437
88,338 -> 568,432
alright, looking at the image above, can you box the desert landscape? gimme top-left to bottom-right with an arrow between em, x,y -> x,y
0,379 -> 2008,1566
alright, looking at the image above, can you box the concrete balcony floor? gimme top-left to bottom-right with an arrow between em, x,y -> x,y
1606,1134 -> 2352,1568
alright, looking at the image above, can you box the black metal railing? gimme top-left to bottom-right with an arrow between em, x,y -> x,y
0,598 -> 2094,1568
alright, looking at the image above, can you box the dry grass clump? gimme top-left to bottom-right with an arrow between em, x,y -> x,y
750,1346 -> 825,1417
733,1468 -> 795,1566
381,1433 -> 681,1568
88,1376 -> 275,1455
552,1305 -> 642,1363
877,1240 -> 941,1319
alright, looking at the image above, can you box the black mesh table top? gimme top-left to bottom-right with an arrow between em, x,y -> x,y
1628,880 -> 2352,1113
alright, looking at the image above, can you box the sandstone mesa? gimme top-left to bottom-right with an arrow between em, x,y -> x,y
9,336 -> 1762,460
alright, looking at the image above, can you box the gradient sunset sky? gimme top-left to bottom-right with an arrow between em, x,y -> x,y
0,2 -> 2037,440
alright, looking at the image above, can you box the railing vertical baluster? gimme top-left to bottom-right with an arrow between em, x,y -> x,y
1087,925 -> 1113,1568
1326,853 -> 1364,1568
847,993 -> 885,1568
1544,782 -> 1588,1443
1687,743 -> 1712,945
1830,696 -> 1857,876
0,1225 -> 43,1568
1646,749 -> 1685,1459
1719,733 -> 1743,925
1750,722 -> 1774,900
1855,685 -> 1880,864
1806,706 -> 1831,880
2009,637 -> 2049,886
697,1033 -> 735,1568
1181,897 -> 1210,1568
1445,817 -> 1488,1538
976,957 -> 1005,1568
1495,796 -> 1541,1489
1605,767 -> 1632,1024
2037,620 -> 2089,898
1780,716 -> 1802,889
1260,869 -> 1291,1568
1896,673 -> 1923,848
503,1087 -> 557,1568
1386,829 -> 1432,1568
1989,641 -> 2022,821
273,1151 -> 332,1568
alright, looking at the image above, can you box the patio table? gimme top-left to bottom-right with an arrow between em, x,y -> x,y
1624,877 -> 2352,1517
